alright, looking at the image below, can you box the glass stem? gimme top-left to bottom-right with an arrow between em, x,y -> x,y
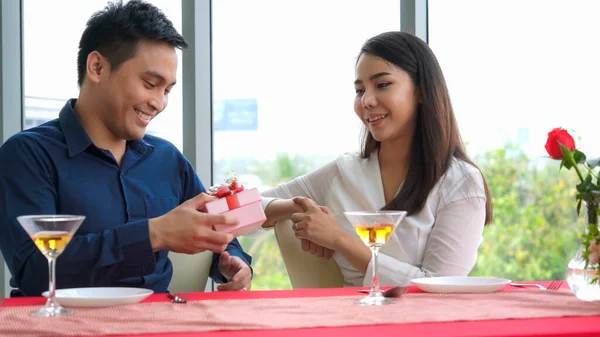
370,246 -> 381,295
46,257 -> 59,308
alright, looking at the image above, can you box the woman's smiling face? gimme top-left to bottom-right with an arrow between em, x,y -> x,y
354,53 -> 419,144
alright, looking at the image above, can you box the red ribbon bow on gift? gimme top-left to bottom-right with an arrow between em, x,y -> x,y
209,177 -> 245,209
214,180 -> 245,198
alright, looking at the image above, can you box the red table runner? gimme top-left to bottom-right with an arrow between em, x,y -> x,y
1,282 -> 599,337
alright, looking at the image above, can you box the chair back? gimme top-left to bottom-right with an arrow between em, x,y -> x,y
168,251 -> 213,292
274,219 -> 344,288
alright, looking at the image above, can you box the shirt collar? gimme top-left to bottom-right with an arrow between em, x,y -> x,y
59,99 -> 154,157
128,138 -> 154,155
59,99 -> 94,158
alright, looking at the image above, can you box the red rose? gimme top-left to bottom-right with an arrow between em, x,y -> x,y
545,128 -> 576,159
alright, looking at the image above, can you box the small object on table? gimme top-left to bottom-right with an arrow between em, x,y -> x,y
510,280 -> 564,291
356,286 -> 407,298
167,290 -> 187,304
510,282 -> 547,290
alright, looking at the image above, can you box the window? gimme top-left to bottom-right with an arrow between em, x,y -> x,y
429,0 -> 600,281
212,0 -> 401,289
23,0 -> 183,149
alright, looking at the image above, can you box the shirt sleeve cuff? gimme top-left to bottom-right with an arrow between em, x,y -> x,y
261,197 -> 276,209
115,219 -> 156,277
209,242 -> 254,284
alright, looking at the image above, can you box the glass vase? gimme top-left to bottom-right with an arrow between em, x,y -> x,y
565,200 -> 600,302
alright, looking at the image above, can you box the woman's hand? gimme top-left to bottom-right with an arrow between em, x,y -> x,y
291,196 -> 347,250
263,198 -> 334,259
262,199 -> 303,228
300,238 -> 335,260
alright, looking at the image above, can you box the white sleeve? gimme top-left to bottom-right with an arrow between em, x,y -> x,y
364,170 -> 487,286
244,159 -> 339,238
260,158 -> 339,203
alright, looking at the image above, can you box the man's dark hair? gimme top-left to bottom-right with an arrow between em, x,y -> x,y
77,0 -> 188,87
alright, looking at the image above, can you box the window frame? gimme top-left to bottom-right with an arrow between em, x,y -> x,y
0,0 -> 418,297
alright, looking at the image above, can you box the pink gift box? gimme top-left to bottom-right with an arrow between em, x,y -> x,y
213,201 -> 266,237
205,188 -> 266,237
204,188 -> 261,213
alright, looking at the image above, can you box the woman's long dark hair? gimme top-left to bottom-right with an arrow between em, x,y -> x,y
359,31 -> 492,225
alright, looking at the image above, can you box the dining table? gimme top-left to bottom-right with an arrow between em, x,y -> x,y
1,280 -> 599,337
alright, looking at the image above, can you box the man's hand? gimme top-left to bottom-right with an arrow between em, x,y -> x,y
216,251 -> 252,291
149,193 -> 239,254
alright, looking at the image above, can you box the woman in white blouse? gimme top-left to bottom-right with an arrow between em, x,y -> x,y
261,31 -> 493,287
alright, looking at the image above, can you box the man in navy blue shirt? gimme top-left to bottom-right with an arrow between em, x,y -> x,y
0,0 -> 252,296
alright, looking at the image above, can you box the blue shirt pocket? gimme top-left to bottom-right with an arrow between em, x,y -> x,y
143,197 -> 179,218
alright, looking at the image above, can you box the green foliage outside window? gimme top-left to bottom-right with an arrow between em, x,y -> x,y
227,145 -> 584,290
470,145 -> 581,281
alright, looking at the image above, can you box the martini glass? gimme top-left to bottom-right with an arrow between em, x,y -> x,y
343,211 -> 406,306
16,215 -> 85,317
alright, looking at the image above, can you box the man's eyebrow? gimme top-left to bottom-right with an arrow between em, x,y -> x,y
144,70 -> 177,86
354,72 -> 392,85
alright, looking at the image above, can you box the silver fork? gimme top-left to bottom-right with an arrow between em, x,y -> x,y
510,280 -> 563,290
510,282 -> 547,290
547,280 -> 564,291
167,290 -> 188,304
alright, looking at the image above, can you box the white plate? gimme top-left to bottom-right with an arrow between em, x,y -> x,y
42,287 -> 153,307
411,276 -> 511,293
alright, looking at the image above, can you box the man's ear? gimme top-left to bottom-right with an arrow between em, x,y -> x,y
85,51 -> 109,84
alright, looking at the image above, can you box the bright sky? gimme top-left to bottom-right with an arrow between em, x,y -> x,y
23,0 -> 600,162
